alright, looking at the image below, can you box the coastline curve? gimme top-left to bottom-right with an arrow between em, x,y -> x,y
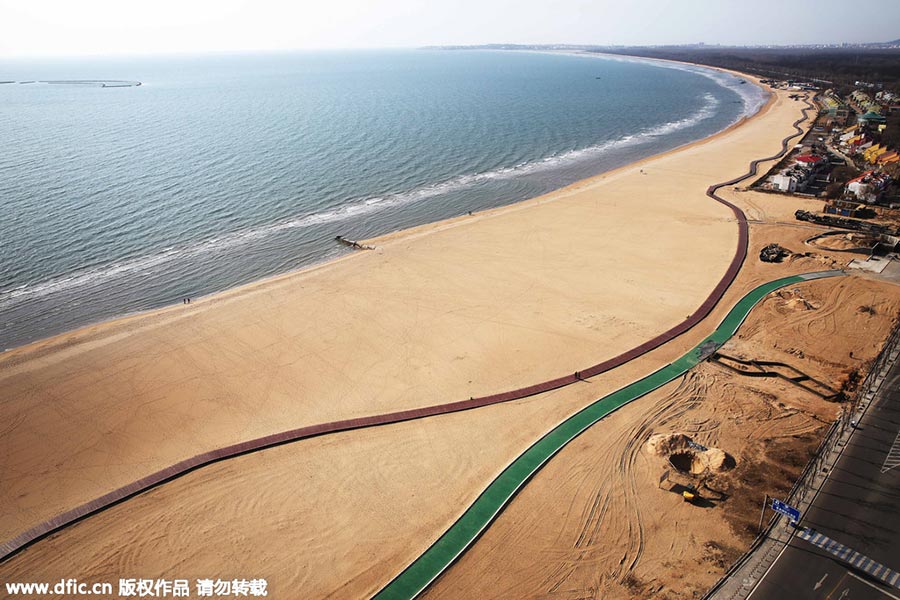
0,85 -> 815,565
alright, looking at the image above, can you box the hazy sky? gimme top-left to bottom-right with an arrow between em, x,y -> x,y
1,0 -> 898,58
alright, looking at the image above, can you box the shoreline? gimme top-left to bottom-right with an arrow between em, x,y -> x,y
0,65 -> 781,535
0,59 -> 772,363
0,80 -> 807,563
0,63 -> 843,596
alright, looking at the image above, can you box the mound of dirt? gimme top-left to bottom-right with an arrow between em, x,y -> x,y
785,298 -> 816,311
774,289 -> 819,312
646,433 -> 735,476
669,451 -> 707,475
704,448 -> 736,471
788,252 -> 839,269
809,232 -> 878,252
646,432 -> 693,455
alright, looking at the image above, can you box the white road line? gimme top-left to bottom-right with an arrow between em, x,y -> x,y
883,430 -> 900,473
847,571 -> 900,599
746,536 -> 796,600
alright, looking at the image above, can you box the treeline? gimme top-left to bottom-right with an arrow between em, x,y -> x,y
597,47 -> 900,91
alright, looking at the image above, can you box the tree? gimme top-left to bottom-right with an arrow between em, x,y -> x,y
825,182 -> 845,199
880,112 -> 900,150
831,165 -> 861,184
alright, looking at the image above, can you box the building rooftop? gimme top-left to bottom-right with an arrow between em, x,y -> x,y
860,111 -> 887,123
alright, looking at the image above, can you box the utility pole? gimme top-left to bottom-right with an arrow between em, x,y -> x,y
759,494 -> 769,534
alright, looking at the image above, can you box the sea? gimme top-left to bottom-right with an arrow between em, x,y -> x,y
0,49 -> 768,351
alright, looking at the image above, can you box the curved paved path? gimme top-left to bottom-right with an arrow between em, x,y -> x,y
0,94 -> 815,563
373,270 -> 843,600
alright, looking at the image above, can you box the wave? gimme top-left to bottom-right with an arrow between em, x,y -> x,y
677,65 -> 768,119
569,51 -> 768,120
0,92 -> 720,310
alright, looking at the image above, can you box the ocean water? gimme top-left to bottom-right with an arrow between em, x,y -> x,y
0,50 -> 766,350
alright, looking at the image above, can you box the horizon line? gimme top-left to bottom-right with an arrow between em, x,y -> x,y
3,39 -> 899,61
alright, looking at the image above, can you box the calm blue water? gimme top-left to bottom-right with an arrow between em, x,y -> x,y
0,50 -> 766,350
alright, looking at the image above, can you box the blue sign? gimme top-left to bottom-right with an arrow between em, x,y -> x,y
771,498 -> 801,523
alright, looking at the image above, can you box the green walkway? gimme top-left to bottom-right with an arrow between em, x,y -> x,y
373,270 -> 843,600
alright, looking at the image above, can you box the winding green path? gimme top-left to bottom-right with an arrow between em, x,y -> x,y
373,270 -> 843,600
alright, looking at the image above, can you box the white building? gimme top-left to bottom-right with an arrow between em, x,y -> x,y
771,173 -> 798,192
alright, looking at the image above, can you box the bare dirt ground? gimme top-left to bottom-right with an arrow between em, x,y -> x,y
422,274 -> 900,600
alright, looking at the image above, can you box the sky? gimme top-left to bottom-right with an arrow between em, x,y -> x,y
1,0 -> 898,58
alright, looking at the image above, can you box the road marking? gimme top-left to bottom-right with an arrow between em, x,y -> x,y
815,573 -> 828,590
797,528 -> 900,590
826,572 -> 848,600
882,429 -> 900,473
746,530 -> 797,600
847,571 -> 900,599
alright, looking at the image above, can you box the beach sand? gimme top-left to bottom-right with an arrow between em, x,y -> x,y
3,273 -> 897,600
4,76 -> 897,598
0,79 -> 776,543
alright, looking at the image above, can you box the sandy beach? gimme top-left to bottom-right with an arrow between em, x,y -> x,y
0,75 -> 758,541
3,71 -> 899,599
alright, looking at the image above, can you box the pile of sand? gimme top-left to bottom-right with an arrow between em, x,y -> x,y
646,433 -> 735,475
774,288 -> 819,312
788,252 -> 839,269
786,298 -> 816,311
704,448 -> 732,471
646,432 -> 693,455
808,232 -> 877,252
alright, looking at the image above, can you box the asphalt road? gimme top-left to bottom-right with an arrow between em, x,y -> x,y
748,357 -> 900,600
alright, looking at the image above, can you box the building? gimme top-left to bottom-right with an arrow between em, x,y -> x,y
846,170 -> 892,203
768,156 -> 826,193
771,173 -> 798,192
795,154 -> 825,166
863,144 -> 886,163
849,90 -> 881,114
859,111 -> 887,126
877,151 -> 899,166
825,199 -> 868,218
821,93 -> 851,126
876,91 -> 897,104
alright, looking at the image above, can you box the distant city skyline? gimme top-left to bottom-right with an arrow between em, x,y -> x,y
1,0 -> 898,58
